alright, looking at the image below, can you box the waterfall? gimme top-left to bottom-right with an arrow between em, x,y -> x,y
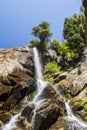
54,88 -> 87,130
1,47 -> 47,130
32,47 -> 48,103
33,47 -> 43,80
65,100 -> 87,130
31,47 -> 48,128
1,112 -> 21,130
1,47 -> 87,130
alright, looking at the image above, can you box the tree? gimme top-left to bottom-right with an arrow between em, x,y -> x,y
30,21 -> 52,49
50,39 -> 60,54
63,14 -> 85,55
29,39 -> 39,48
59,42 -> 69,58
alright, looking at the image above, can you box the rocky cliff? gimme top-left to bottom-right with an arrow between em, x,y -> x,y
0,45 -> 87,130
0,46 -> 35,127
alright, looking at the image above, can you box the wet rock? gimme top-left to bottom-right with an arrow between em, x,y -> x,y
49,117 -> 65,130
3,84 -> 28,110
33,99 -> 61,130
72,103 -> 83,111
0,47 -> 34,111
21,104 -> 35,122
0,112 -> 11,124
70,98 -> 87,121
17,116 -> 33,130
0,86 -> 13,102
36,84 -> 59,101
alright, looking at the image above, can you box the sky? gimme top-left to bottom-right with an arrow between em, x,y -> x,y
0,0 -> 82,48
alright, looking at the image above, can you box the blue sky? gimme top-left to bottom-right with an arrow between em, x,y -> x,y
0,0 -> 82,48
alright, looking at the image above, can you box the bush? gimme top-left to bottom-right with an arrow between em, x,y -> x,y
44,61 -> 61,75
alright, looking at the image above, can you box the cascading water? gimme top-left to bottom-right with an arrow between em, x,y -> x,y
1,47 -> 87,130
32,47 -> 48,103
65,100 -> 87,130
33,47 -> 87,130
31,47 -> 48,128
1,112 -> 21,130
1,47 -> 47,130
33,47 -> 43,80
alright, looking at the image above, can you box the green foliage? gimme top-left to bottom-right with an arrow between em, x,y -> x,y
28,91 -> 36,101
30,21 -> 52,49
84,116 -> 87,122
70,98 -> 87,105
60,41 -> 70,57
64,89 -> 70,98
50,39 -> 60,54
44,61 -> 61,75
44,61 -> 62,82
44,74 -> 51,82
54,79 -> 67,87
63,14 -> 85,55
83,103 -> 87,111
29,39 -> 39,48
78,65 -> 82,75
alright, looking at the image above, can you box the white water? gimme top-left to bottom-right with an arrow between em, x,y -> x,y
1,47 -> 87,130
31,47 -> 48,128
32,47 -> 48,103
1,112 -> 21,130
65,100 -> 87,130
33,47 -> 43,80
1,47 -> 46,130
33,47 -> 87,130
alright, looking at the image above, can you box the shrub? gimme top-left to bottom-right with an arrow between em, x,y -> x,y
44,61 -> 61,75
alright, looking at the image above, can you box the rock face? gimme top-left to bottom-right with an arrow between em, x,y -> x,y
1,45 -> 87,130
0,46 -> 65,130
0,46 -> 35,125
33,99 -> 61,130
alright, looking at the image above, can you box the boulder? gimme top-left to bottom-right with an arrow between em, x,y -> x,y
70,98 -> 87,121
33,99 -> 61,130
0,47 -> 35,111
49,117 -> 65,130
54,72 -> 68,83
36,85 -> 59,101
0,112 -> 11,124
21,103 -> 35,122
17,116 -> 33,130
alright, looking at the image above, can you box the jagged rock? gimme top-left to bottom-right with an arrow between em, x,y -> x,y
66,65 -> 87,96
33,99 -> 61,130
54,80 -> 70,98
0,112 -> 11,124
49,117 -> 65,130
0,120 -> 3,128
54,72 -> 68,83
36,84 -> 59,101
3,84 -> 28,110
21,104 -> 35,122
70,98 -> 87,121
41,48 -> 64,66
16,116 -> 33,130
75,110 -> 87,120
0,47 -> 35,111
